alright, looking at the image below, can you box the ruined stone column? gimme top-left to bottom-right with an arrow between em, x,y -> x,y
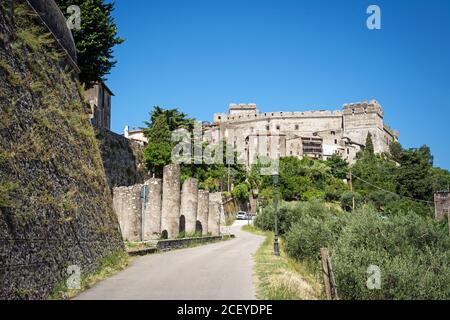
113,185 -> 142,242
208,192 -> 222,236
180,178 -> 199,235
197,190 -> 209,236
144,178 -> 162,240
161,163 -> 181,239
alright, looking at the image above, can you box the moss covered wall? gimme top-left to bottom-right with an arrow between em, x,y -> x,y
0,0 -> 123,299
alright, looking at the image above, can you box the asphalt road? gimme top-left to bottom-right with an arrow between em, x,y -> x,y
75,220 -> 265,300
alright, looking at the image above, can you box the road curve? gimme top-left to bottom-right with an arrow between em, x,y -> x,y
75,221 -> 265,300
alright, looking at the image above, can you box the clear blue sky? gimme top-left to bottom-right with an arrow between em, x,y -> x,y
106,0 -> 450,170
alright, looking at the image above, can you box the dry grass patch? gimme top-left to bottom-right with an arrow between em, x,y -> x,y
243,225 -> 322,300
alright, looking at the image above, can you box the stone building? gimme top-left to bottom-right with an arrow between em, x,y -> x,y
85,81 -> 114,130
205,100 -> 399,165
124,126 -> 148,146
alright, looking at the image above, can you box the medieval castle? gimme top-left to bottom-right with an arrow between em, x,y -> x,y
203,100 -> 399,165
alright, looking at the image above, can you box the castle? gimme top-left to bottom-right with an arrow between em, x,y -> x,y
203,100 -> 399,165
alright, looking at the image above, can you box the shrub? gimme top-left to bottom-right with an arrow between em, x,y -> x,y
384,199 -> 433,218
331,208 -> 450,300
340,191 -> 363,211
284,206 -> 348,263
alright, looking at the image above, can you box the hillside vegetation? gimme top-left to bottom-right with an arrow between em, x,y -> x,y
254,139 -> 450,299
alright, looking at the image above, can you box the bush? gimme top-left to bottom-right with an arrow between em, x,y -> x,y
331,208 -> 450,300
255,200 -> 340,236
384,199 -> 433,218
365,191 -> 400,211
340,191 -> 363,211
284,205 -> 348,263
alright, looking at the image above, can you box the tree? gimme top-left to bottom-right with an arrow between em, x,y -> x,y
365,132 -> 375,156
389,141 -> 403,162
325,154 -> 349,179
55,0 -> 124,87
144,106 -> 194,132
395,145 -> 433,201
143,115 -> 172,177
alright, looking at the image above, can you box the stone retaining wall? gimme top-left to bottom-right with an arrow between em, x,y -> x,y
113,163 -> 225,240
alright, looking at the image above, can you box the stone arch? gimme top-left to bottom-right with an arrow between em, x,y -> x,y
161,230 -> 168,240
195,221 -> 203,235
179,215 -> 186,234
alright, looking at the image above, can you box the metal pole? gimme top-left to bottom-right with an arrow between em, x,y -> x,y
273,175 -> 280,256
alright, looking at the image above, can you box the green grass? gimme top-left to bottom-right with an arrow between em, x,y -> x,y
242,225 -> 322,300
49,250 -> 131,300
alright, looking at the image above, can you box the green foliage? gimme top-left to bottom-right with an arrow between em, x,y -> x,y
340,191 -> 363,211
389,141 -> 403,162
54,0 -> 124,87
395,145 -> 433,201
365,132 -> 375,156
143,106 -> 194,132
351,154 -> 397,197
255,200 -> 340,237
331,208 -> 450,300
430,167 -> 450,192
325,154 -> 349,179
0,181 -> 19,208
384,199 -> 433,218
231,183 -> 250,201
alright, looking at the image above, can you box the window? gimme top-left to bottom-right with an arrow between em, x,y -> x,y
334,139 -> 338,144
266,125 -> 270,131
295,125 -> 299,130
290,151 -> 293,155
276,125 -> 280,130
347,149 -> 350,155
331,131 -> 336,136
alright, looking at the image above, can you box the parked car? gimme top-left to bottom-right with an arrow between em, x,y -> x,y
236,211 -> 249,220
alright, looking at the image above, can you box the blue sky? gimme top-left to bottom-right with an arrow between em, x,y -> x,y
106,0 -> 450,170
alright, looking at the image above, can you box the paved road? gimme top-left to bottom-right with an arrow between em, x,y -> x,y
75,220 -> 265,300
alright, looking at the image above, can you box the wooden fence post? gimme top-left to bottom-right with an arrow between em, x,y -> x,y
320,248 -> 332,300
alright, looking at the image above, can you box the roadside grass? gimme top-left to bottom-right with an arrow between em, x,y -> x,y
49,250 -> 132,300
225,213 -> 236,226
242,225 -> 322,300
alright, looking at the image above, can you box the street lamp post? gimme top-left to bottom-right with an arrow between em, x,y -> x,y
273,174 -> 280,256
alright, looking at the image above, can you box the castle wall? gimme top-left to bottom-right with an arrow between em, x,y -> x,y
207,101 -> 398,164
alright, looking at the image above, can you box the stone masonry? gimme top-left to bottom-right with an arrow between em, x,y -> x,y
144,178 -> 162,240
180,178 -> 199,234
161,163 -> 181,239
205,101 -> 399,165
197,190 -> 210,236
434,191 -> 450,222
113,164 -> 224,241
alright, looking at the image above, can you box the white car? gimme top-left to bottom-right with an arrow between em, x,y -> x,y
236,211 -> 249,220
